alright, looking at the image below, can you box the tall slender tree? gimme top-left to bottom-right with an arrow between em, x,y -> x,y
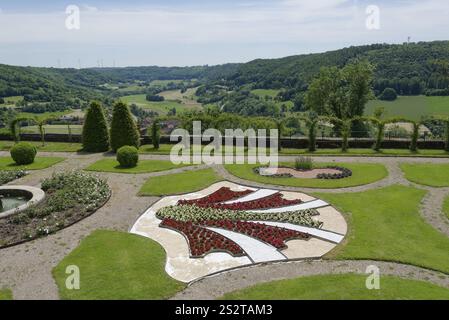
82,101 -> 110,152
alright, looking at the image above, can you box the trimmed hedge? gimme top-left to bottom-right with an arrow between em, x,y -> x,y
82,101 -> 110,152
110,101 -> 140,152
10,142 -> 37,165
117,146 -> 139,168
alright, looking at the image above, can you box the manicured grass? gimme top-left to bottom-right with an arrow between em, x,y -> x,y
139,168 -> 221,196
0,157 -> 64,170
317,185 -> 449,274
366,95 -> 449,121
85,159 -> 191,174
443,196 -> 449,220
0,141 -> 82,152
400,163 -> 449,187
224,162 -> 388,189
53,230 -> 185,300
221,274 -> 449,300
0,288 -> 13,300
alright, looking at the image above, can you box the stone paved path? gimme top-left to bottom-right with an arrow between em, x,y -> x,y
0,152 -> 448,299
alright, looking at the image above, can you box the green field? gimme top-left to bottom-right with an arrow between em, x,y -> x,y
0,95 -> 23,107
16,110 -> 73,121
53,230 -> 185,300
21,124 -> 82,135
318,185 -> 449,274
366,96 -> 449,120
221,274 -> 449,300
120,94 -> 201,115
444,196 -> 449,220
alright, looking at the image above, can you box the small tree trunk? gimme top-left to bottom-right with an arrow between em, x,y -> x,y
308,122 -> 317,152
410,122 -> 419,152
373,123 -> 385,152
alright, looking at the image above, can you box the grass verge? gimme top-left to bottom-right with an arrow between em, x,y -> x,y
53,230 -> 185,300
0,288 -> 13,300
85,159 -> 190,174
0,157 -> 64,170
139,168 -> 221,196
400,163 -> 449,187
224,162 -> 387,189
221,274 -> 449,300
317,185 -> 449,274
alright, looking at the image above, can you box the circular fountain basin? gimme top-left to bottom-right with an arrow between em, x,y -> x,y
0,186 -> 45,219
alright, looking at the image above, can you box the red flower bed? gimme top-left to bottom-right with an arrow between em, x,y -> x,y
159,218 -> 245,258
201,220 -> 310,249
177,187 -> 253,206
195,193 -> 302,211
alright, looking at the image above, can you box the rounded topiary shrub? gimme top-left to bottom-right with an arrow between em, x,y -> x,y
10,142 -> 37,165
116,146 -> 139,168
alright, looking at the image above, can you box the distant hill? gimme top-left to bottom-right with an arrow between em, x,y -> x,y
1,41 -> 449,104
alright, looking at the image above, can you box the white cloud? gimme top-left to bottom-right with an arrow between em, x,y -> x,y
0,0 -> 448,66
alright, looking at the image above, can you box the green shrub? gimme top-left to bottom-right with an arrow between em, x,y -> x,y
117,146 -> 139,168
110,101 -> 140,152
10,142 -> 37,165
295,156 -> 313,171
82,101 -> 110,152
379,88 -> 398,101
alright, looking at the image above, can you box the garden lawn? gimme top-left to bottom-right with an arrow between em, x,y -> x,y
400,163 -> 449,187
317,185 -> 449,274
53,230 -> 184,300
139,168 -> 221,196
85,159 -> 191,174
0,288 -> 13,300
221,274 -> 449,300
0,157 -> 64,170
224,162 -> 387,189
0,141 -> 82,152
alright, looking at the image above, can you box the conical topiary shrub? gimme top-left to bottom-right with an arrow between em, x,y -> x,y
82,101 -> 110,152
110,101 -> 140,152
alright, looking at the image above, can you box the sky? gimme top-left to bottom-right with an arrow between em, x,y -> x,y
0,0 -> 449,68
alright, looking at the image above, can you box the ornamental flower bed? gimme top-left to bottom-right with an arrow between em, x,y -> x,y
0,170 -> 27,186
156,205 -> 322,228
0,171 -> 111,248
195,193 -> 302,211
160,218 -> 245,258
177,187 -> 253,206
200,220 -> 310,249
316,166 -> 352,180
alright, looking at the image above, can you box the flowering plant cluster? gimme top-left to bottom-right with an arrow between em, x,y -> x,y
200,220 -> 310,249
157,205 -> 322,228
177,187 -> 253,206
160,218 -> 244,258
195,193 -> 302,211
0,170 -> 27,185
1,171 -> 111,248
317,166 -> 352,180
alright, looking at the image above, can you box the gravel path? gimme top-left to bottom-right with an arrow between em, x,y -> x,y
0,152 -> 449,299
